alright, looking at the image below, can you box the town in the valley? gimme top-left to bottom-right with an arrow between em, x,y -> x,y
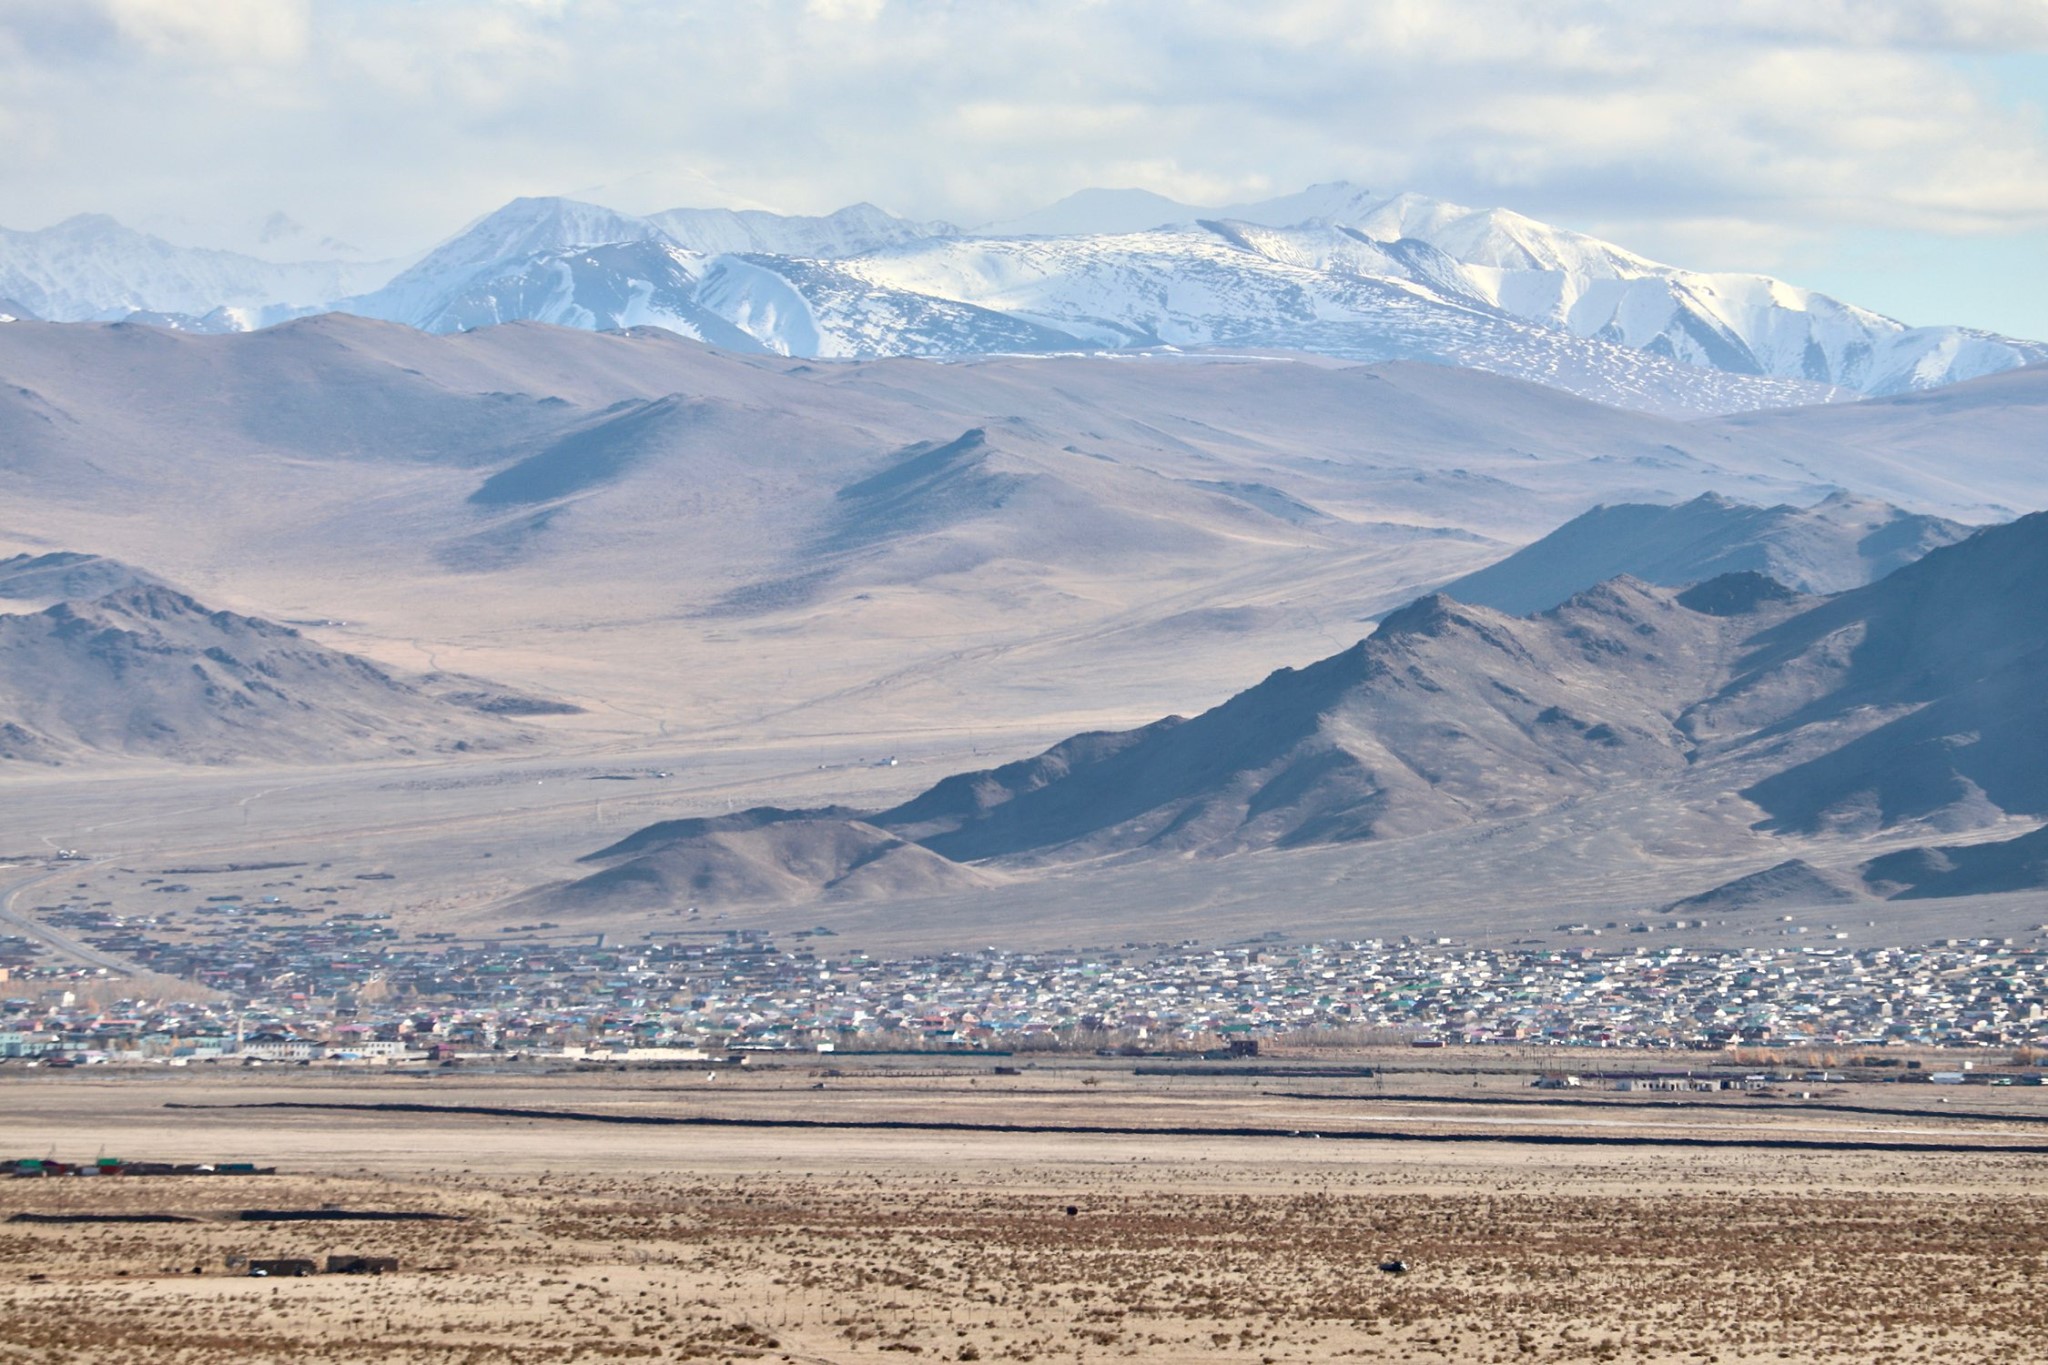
5,858 -> 2044,1065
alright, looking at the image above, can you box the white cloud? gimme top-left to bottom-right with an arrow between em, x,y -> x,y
102,0 -> 312,64
0,0 -> 2043,292
805,0 -> 888,21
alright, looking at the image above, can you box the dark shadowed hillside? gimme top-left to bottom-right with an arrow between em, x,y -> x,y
539,573 -> 1782,905
1664,859 -> 1866,916
1442,491 -> 1972,616
881,581 -> 1751,863
546,511 -> 2048,910
1863,825 -> 2048,899
1730,512 -> 2048,833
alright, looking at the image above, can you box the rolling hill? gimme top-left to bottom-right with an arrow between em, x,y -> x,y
545,510 -> 2048,911
0,316 -> 2038,758
0,572 -> 551,766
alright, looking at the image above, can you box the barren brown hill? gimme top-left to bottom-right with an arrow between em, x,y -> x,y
0,318 -> 2035,755
1442,491 -> 1971,616
541,807 -> 1000,913
550,512 -> 2048,912
1663,858 -> 1868,916
0,580 -> 542,766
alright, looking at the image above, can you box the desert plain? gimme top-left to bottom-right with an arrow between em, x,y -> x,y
5,1059 -> 2048,1364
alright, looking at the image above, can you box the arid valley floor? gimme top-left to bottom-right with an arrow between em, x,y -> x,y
6,1061 -> 2048,1364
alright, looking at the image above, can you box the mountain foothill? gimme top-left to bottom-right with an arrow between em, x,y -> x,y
1,188 -> 2047,933
0,551 -> 573,766
530,511 -> 2048,918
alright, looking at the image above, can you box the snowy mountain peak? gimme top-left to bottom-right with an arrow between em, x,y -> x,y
327,197 -> 691,334
0,214 -> 395,323
425,197 -> 669,274
5,185 -> 2043,412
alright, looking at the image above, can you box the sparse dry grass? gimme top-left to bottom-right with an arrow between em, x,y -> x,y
2,1074 -> 2046,1362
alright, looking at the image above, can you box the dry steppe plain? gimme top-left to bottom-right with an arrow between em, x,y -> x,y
4,1062 -> 2048,1363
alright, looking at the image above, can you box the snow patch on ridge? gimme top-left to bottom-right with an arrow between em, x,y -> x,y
4,185 -> 2041,413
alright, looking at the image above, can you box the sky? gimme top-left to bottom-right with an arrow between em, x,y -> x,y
1,0 -> 2046,337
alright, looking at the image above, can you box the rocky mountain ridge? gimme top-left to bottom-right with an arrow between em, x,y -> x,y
546,512 -> 2048,912
7,184 -> 2042,416
1442,491 -> 1974,615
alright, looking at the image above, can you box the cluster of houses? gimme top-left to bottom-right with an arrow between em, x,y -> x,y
4,922 -> 2048,1062
29,895 -> 405,1000
9,1157 -> 270,1177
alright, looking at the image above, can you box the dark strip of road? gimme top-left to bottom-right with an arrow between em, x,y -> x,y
163,1101 -> 2048,1156
1260,1089 -> 2048,1125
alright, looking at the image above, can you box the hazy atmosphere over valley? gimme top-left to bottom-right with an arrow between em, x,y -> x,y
4,7 -> 2048,1362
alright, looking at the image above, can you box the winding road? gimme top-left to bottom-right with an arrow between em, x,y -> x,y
0,861 -> 142,974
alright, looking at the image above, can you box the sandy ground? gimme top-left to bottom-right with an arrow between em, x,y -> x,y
3,1066 -> 2046,1363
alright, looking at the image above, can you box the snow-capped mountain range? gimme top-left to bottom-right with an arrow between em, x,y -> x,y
0,214 -> 396,330
4,184 -> 2042,415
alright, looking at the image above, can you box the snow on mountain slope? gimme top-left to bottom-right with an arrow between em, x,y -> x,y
813,224 -> 1839,415
346,239 -> 771,349
693,254 -> 1082,358
337,199 -> 692,331
0,214 -> 392,323
339,197 -> 1008,353
1224,185 -> 2048,395
975,182 -> 2046,396
11,186 -> 2041,414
